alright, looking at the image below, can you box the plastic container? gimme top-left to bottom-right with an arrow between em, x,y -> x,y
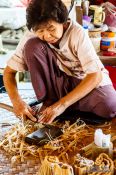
101,31 -> 116,50
89,29 -> 101,38
105,66 -> 116,90
101,37 -> 116,51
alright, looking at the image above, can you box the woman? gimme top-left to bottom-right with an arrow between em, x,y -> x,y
4,0 -> 116,124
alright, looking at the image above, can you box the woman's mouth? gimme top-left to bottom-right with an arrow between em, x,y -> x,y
47,39 -> 58,43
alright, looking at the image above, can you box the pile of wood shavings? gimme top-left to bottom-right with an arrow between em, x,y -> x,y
37,120 -> 95,163
0,119 -> 93,164
0,118 -> 113,164
0,120 -> 42,163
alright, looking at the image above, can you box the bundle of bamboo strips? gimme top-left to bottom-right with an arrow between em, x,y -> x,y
38,156 -> 74,175
73,154 -> 94,175
94,153 -> 114,175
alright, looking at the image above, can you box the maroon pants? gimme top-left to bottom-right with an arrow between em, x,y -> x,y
23,37 -> 116,118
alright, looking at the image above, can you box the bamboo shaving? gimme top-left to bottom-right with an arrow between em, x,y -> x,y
0,120 -> 42,163
37,119 -> 95,163
0,118 -> 115,164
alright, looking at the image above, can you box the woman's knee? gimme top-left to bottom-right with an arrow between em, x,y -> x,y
89,86 -> 116,118
23,37 -> 47,59
93,97 -> 116,118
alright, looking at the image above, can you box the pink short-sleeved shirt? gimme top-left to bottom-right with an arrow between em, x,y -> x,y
7,19 -> 112,87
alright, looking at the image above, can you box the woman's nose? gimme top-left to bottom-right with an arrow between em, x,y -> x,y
44,31 -> 52,40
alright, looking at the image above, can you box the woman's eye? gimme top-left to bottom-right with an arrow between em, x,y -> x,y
37,30 -> 44,34
49,28 -> 55,32
38,31 -> 43,34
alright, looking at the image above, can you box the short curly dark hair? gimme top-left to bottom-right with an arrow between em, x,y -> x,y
26,0 -> 69,31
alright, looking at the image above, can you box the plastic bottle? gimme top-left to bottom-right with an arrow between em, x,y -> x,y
94,129 -> 103,147
83,15 -> 91,28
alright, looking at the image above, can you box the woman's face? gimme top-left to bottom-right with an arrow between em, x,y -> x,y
34,20 -> 64,44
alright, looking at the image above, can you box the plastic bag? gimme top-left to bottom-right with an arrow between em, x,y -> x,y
102,2 -> 116,29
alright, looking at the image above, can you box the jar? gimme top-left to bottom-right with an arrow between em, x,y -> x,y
89,29 -> 101,53
101,31 -> 116,50
90,37 -> 101,53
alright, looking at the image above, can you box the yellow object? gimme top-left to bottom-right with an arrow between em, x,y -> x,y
89,5 -> 105,26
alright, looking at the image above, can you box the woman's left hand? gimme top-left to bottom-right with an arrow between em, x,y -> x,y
38,100 -> 67,124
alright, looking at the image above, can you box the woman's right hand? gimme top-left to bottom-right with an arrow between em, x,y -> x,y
3,66 -> 36,122
13,99 -> 37,122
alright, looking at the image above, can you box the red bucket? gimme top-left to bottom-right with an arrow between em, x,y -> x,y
105,66 -> 116,90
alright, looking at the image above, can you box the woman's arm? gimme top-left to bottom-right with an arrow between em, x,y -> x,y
61,71 -> 102,108
3,66 -> 36,122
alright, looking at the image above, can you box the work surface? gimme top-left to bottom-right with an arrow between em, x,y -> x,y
99,51 -> 116,66
0,88 -> 116,175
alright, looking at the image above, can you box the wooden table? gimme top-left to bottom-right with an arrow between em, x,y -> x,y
98,52 -> 116,66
